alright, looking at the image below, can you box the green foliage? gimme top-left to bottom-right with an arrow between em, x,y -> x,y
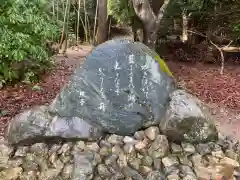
108,0 -> 134,24
0,0 -> 61,84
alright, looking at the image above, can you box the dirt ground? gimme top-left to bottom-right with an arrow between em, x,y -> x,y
0,44 -> 240,140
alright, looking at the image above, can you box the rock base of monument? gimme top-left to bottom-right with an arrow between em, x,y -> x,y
0,128 -> 240,180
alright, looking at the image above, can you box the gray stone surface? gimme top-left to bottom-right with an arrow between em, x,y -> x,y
160,89 -> 218,143
50,39 -> 175,135
5,106 -> 103,145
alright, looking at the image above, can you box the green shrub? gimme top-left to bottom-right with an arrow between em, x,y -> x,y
0,0 -> 61,84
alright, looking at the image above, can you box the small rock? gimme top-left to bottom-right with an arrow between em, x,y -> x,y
93,177 -> 103,180
22,154 -> 39,171
134,131 -> 145,141
196,143 -> 211,155
53,159 -> 64,170
167,174 -> 180,180
93,153 -> 102,165
124,144 -> 135,154
128,158 -> 141,170
99,140 -> 112,148
181,143 -> 195,154
86,142 -> 100,152
182,175 -> 197,180
59,154 -> 72,164
61,164 -> 73,179
49,144 -> 61,154
58,142 -> 72,155
142,156 -> 153,167
137,153 -> 144,159
105,155 -> 118,166
7,158 -> 23,168
164,165 -> 180,176
162,156 -> 179,168
39,168 -> 61,180
206,155 -> 220,165
107,134 -> 123,145
117,153 -> 127,168
179,165 -> 196,177
15,146 -> 29,157
35,156 -> 49,171
122,166 -> 145,180
112,145 -> 124,155
97,164 -> 112,177
144,126 -> 160,141
153,159 -> 162,170
171,143 -> 182,154
194,165 -> 215,180
109,172 -> 125,180
178,155 -> 192,167
225,150 -> 239,161
139,166 -> 153,176
148,135 -> 169,158
30,143 -> 48,155
123,136 -> 138,144
19,171 -> 37,180
99,147 -> 111,156
72,151 -> 94,179
211,150 -> 225,158
190,153 -> 203,166
135,139 -> 148,151
75,141 -> 85,150
49,152 -> 58,164
0,167 -> 23,180
146,171 -> 165,180
208,142 -> 222,151
220,157 -> 240,167
0,144 -> 14,167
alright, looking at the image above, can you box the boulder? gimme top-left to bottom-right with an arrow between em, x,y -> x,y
5,106 -> 103,145
50,38 -> 175,135
160,89 -> 218,143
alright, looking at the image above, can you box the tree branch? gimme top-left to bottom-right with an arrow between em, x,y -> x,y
186,30 -> 240,75
156,0 -> 170,29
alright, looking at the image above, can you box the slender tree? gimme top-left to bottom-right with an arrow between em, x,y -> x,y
97,0 -> 108,44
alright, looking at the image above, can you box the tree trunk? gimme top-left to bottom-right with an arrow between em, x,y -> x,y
97,0 -> 108,44
131,0 -> 171,50
182,10 -> 188,43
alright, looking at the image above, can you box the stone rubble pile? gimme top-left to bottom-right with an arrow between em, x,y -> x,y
1,126 -> 240,180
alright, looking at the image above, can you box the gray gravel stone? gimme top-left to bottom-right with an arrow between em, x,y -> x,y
181,142 -> 195,154
0,167 -> 23,180
144,127 -> 160,141
72,151 -> 94,180
128,158 -> 141,170
15,146 -> 29,157
61,164 -> 73,179
107,135 -> 123,145
142,155 -> 153,167
123,136 -> 138,144
122,166 -> 145,180
162,156 -> 179,168
85,142 -> 100,152
170,143 -> 182,154
97,164 -> 112,177
148,135 -> 169,158
134,131 -> 145,141
30,143 -> 48,155
146,171 -> 165,180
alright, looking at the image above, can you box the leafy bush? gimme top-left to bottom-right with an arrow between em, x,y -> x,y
0,0 -> 61,84
108,0 -> 134,25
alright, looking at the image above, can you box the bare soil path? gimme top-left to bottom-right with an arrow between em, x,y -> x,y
1,45 -> 240,140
